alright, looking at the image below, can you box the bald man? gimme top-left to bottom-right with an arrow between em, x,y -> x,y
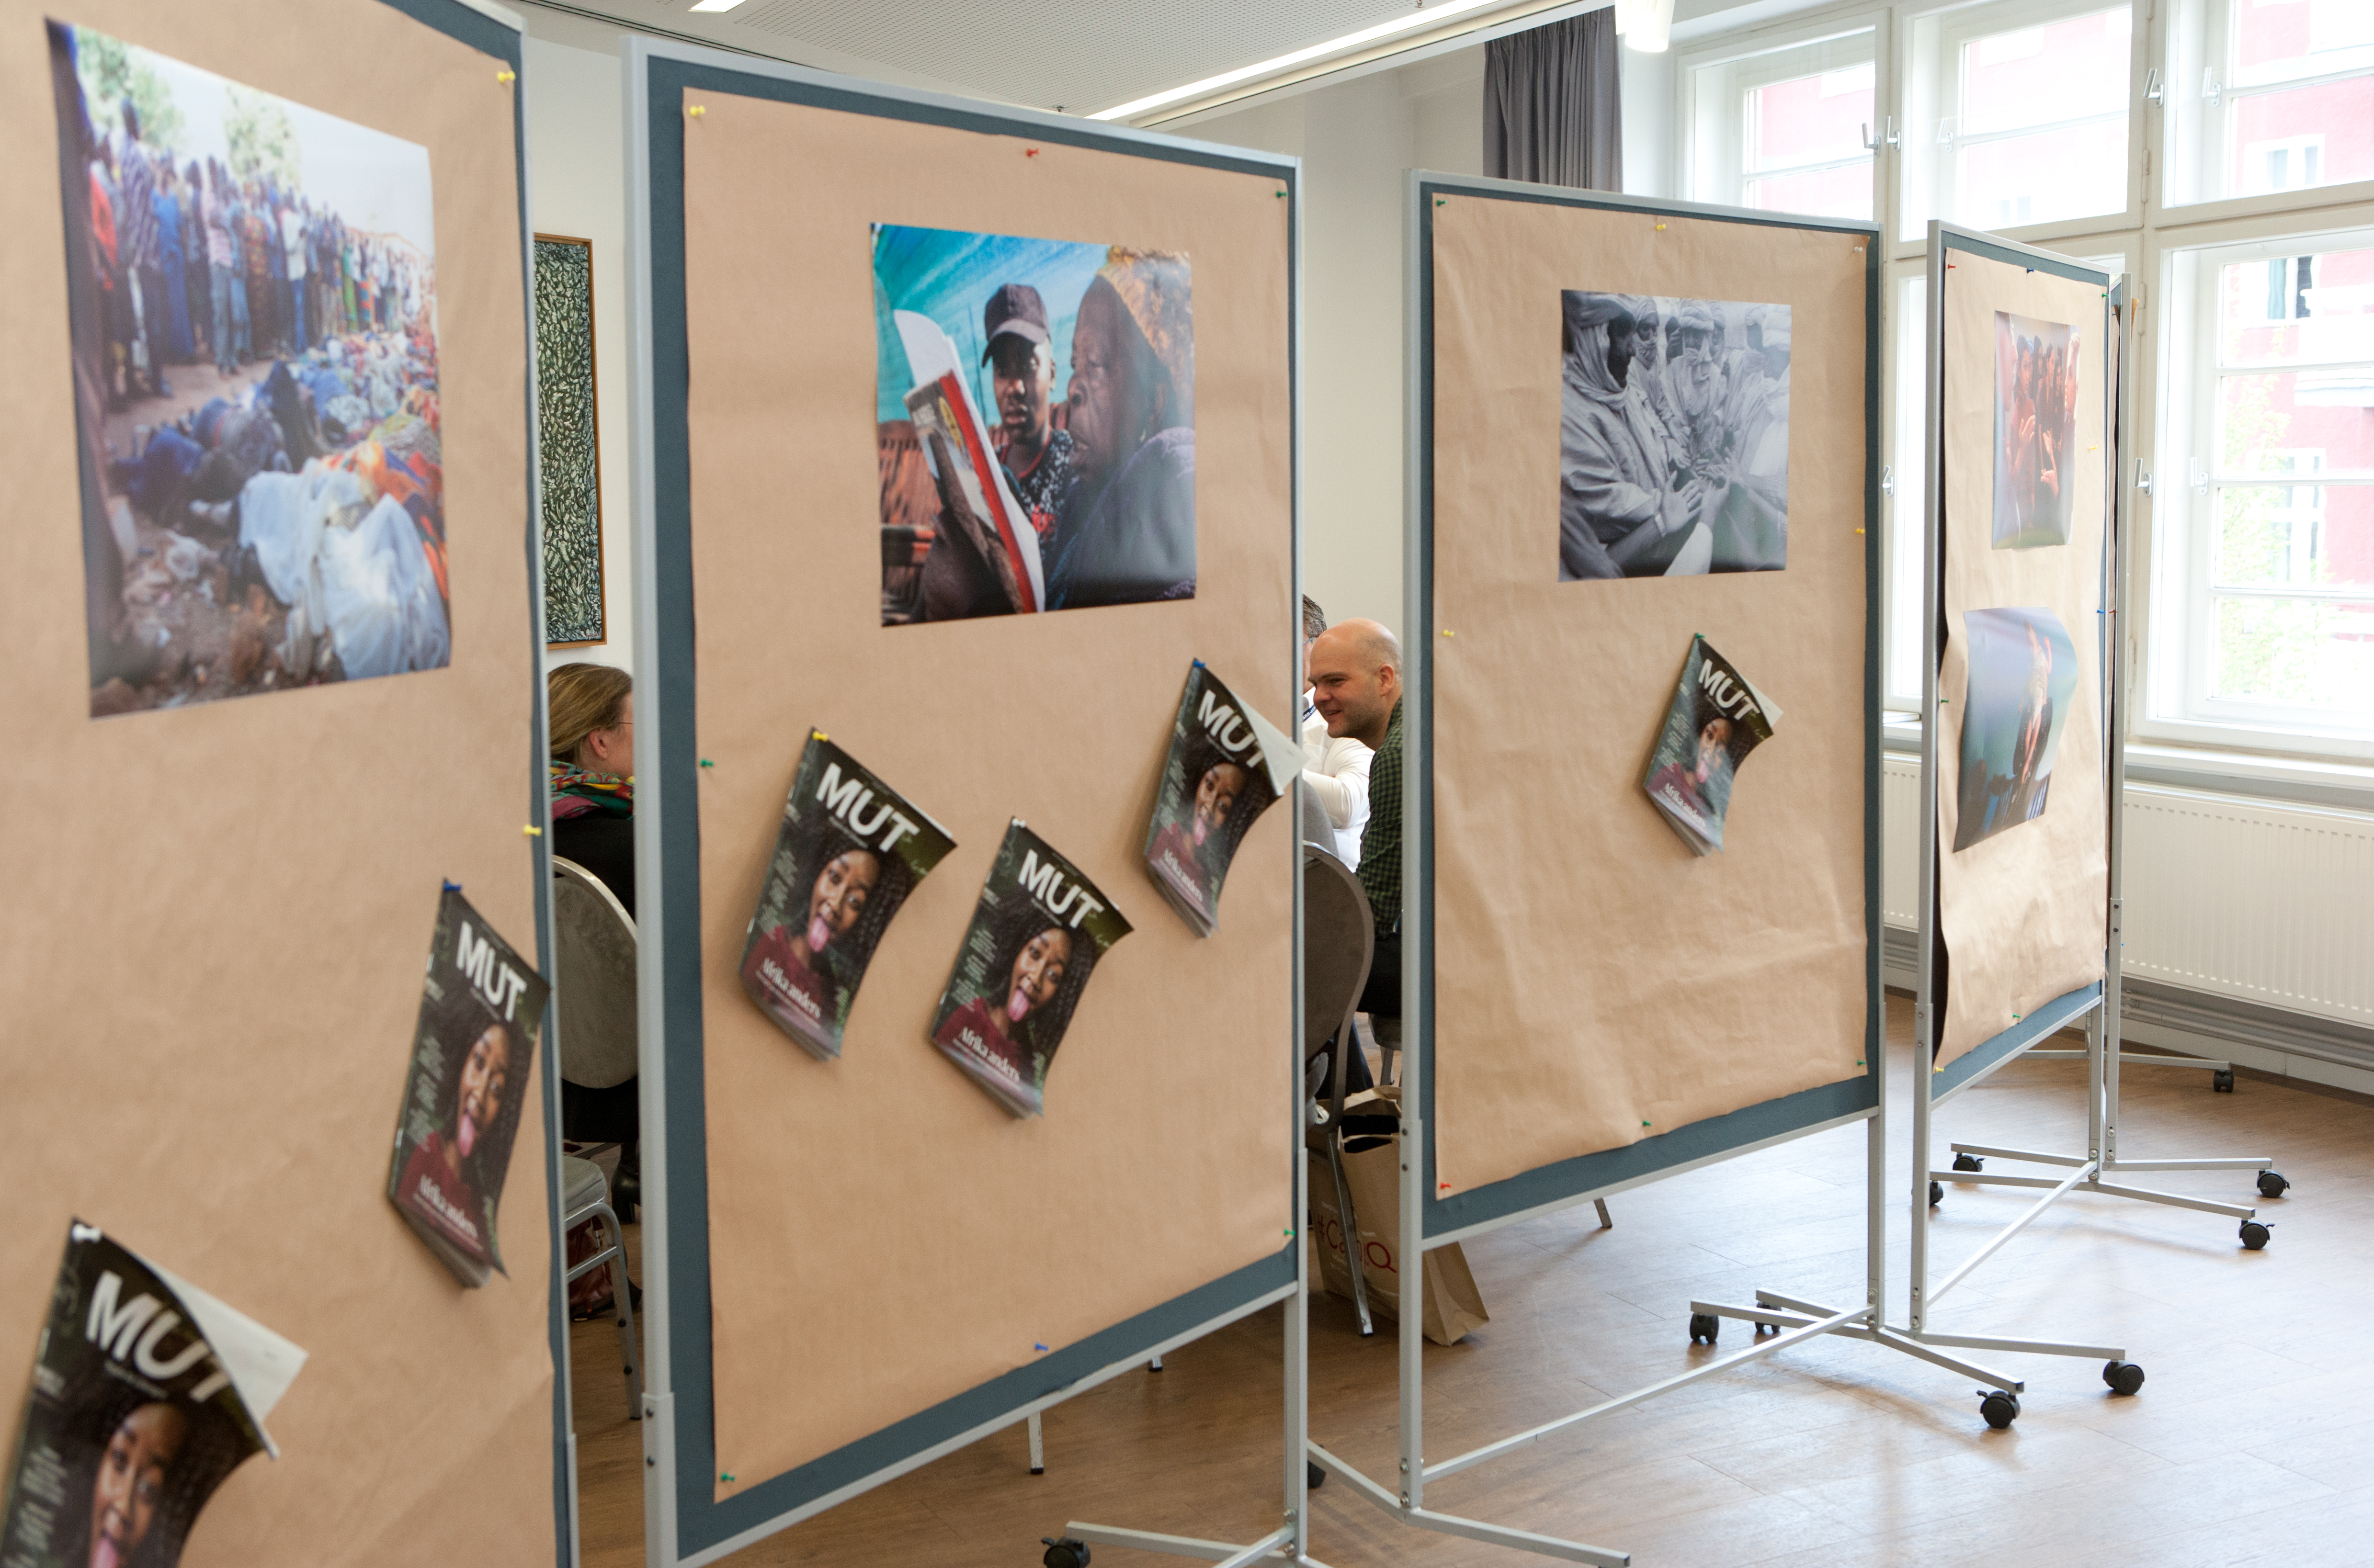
1308,620 -> 1406,1017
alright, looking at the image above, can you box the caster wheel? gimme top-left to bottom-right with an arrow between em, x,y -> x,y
1978,1389 -> 2021,1430
2257,1171 -> 2290,1200
2239,1220 -> 2272,1250
1689,1313 -> 1721,1345
1042,1536 -> 1092,1568
1754,1320 -> 1779,1336
2102,1360 -> 2146,1396
1307,1459 -> 1324,1490
1952,1153 -> 1984,1173
1930,1181 -> 1943,1207
2213,1069 -> 2236,1093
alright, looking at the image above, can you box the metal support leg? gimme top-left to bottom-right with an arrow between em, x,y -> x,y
1027,1410 -> 1044,1475
1324,1136 -> 1373,1337
564,1201 -> 641,1421
1593,1198 -> 1612,1229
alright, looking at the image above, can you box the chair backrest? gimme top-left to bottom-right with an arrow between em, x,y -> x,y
1302,845 -> 1373,1099
1297,775 -> 1334,851
552,856 -> 638,1090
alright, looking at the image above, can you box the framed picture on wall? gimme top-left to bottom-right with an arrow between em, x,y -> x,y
535,233 -> 604,647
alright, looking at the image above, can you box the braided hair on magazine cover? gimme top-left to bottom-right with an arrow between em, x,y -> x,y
977,886 -> 1103,1063
50,1376 -> 244,1568
424,981 -> 532,1219
781,811 -> 917,1001
1164,724 -> 1268,882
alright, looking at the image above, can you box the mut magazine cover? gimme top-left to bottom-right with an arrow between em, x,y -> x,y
932,822 -> 1131,1117
1641,635 -> 1780,855
1142,660 -> 1299,936
386,888 -> 548,1287
738,733 -> 956,1060
0,1223 -> 305,1568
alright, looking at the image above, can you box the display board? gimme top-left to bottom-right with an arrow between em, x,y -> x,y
626,40 -> 1301,1564
1925,232 -> 2112,1072
1411,173 -> 1880,1240
0,1 -> 561,1564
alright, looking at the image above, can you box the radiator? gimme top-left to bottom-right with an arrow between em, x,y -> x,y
1879,760 -> 2374,1031
2119,784 -> 2374,1028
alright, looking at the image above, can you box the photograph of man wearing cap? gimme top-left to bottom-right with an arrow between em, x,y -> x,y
1557,289 -> 1790,581
873,224 -> 1196,622
982,282 -> 1074,544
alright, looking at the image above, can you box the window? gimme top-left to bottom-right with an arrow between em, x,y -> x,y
2157,237 -> 2374,739
1899,1 -> 2133,240
2165,0 -> 2374,207
1685,30 -> 1878,221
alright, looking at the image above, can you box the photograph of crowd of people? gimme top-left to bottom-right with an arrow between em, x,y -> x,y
1640,634 -> 1778,855
738,734 -> 956,1060
1142,661 -> 1295,936
387,889 -> 546,1287
1991,310 -> 2081,550
875,225 -> 1193,622
50,23 -> 447,718
931,822 -> 1131,1118
1559,291 -> 1791,580
1953,607 -> 2081,852
0,1225 -> 297,1568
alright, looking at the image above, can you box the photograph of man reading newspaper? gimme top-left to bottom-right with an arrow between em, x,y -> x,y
875,224 -> 1193,623
1560,292 -> 1790,580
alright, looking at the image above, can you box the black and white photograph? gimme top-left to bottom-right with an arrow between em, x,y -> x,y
1559,291 -> 1790,580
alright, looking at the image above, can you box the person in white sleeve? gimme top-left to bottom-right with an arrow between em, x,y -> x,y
1299,595 -> 1372,869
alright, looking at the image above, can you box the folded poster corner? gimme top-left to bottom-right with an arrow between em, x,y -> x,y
386,887 -> 549,1287
931,821 -> 1131,1117
1142,660 -> 1298,936
1,1223 -> 308,1568
738,733 -> 957,1059
1641,634 -> 1779,856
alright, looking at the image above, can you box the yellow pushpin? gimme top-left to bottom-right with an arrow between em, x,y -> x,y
497,69 -> 515,84
1442,629 -> 1454,638
1855,528 -> 1866,534
523,824 -> 543,837
1655,222 -> 1668,231
688,105 -> 707,118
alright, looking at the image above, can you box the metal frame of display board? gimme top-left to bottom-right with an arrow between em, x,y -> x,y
1304,172 -> 1943,1568
1907,229 -> 2281,1408
623,38 -> 1322,1568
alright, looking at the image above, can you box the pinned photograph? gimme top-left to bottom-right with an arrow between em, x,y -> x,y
875,225 -> 1193,622
931,821 -> 1131,1118
50,23 -> 447,717
1559,292 -> 1790,580
1991,311 -> 2080,549
0,1222 -> 306,1568
1953,608 -> 2081,852
738,734 -> 956,1060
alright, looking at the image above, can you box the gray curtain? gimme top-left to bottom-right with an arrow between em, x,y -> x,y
1482,8 -> 1623,191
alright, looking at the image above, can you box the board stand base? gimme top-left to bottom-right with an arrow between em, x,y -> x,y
1062,1522 -> 1329,1568
1931,1142 -> 2273,1238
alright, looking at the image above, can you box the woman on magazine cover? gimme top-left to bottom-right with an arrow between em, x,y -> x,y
66,1399 -> 190,1568
1647,713 -> 1735,826
936,921 -> 1075,1096
1147,755 -> 1250,904
397,1022 -> 513,1263
746,843 -> 883,1032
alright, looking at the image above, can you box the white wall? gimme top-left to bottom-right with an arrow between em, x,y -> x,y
523,18 -> 636,677
1183,52 -> 1485,646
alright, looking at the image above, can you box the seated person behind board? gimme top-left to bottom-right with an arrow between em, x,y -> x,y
1298,595 -> 1372,869
546,662 -> 639,1214
1308,618 -> 1402,1090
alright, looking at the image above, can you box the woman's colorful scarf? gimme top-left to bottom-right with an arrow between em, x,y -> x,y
550,760 -> 632,820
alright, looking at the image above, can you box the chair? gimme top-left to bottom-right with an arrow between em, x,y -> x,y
552,857 -> 638,1094
561,1154 -> 643,1420
1304,843 -> 1380,1336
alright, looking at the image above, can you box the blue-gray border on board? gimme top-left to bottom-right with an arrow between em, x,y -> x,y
636,54 -> 1300,1557
366,3 -> 563,1559
1411,176 -> 1886,1242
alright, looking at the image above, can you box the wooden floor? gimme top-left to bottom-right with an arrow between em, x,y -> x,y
570,998 -> 2374,1566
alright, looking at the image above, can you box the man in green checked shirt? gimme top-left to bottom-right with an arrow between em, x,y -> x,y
1306,620 -> 1404,1024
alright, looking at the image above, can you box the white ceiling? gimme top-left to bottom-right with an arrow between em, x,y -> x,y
538,0 -> 1493,115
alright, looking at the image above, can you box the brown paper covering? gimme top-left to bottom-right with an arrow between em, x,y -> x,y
680,92 -> 1295,1499
1428,199 -> 1871,1196
1934,253 -> 2110,1064
0,3 -> 552,1563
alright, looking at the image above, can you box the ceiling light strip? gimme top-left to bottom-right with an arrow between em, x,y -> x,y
1111,0 -> 1603,127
